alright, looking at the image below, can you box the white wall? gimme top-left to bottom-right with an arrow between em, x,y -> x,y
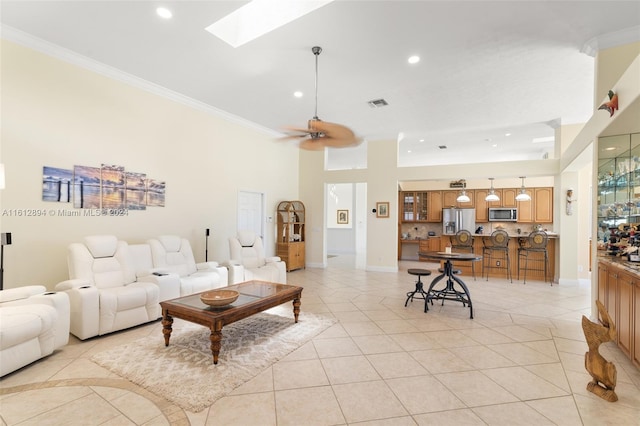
0,40 -> 299,289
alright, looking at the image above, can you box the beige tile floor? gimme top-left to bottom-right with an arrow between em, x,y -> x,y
1,257 -> 640,425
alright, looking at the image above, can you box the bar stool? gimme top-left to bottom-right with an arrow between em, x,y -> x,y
405,268 -> 432,312
450,230 -> 476,280
517,230 -> 551,285
482,229 -> 512,282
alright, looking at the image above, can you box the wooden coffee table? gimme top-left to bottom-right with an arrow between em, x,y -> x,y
160,280 -> 303,364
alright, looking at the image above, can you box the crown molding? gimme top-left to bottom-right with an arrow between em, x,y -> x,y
1,25 -> 282,137
581,25 -> 640,57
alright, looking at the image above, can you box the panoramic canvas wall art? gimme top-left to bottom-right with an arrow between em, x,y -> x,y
42,163 -> 165,210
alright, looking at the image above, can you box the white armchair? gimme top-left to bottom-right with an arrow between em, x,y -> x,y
147,235 -> 228,294
0,285 -> 70,377
56,235 -> 160,340
228,230 -> 286,284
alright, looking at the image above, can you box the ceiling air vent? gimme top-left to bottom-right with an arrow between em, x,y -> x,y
367,98 -> 388,108
438,145 -> 447,149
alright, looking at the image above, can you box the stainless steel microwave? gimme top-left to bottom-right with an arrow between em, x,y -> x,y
488,208 -> 518,222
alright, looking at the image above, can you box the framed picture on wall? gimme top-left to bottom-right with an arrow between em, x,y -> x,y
376,202 -> 389,218
337,209 -> 349,224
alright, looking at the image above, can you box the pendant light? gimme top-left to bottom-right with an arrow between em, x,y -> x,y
515,176 -> 531,201
456,189 -> 470,202
485,178 -> 500,202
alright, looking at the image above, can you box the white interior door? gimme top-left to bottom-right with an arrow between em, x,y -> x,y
237,191 -> 264,240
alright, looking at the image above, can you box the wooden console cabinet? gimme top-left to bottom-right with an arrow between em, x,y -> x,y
597,259 -> 640,368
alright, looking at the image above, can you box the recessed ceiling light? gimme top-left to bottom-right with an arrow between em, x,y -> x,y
505,133 -> 511,137
293,91 -> 303,98
419,139 -> 425,142
604,147 -> 617,151
408,55 -> 420,64
156,7 -> 172,19
492,144 -> 498,148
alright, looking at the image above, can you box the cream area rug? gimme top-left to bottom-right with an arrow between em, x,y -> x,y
91,312 -> 336,412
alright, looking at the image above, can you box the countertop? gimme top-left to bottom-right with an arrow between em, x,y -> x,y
598,253 -> 640,275
442,232 -> 559,238
401,233 -> 559,242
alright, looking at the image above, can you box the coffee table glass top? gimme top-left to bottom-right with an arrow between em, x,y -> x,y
167,281 -> 300,311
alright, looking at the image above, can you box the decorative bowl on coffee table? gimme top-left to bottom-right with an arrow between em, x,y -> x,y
200,289 -> 239,307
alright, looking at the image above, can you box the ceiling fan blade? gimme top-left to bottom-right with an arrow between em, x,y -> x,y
280,121 -> 362,150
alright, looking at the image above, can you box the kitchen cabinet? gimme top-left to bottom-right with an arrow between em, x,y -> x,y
418,237 -> 441,257
401,191 -> 428,222
634,278 -> 640,367
597,260 -> 640,368
534,187 -> 554,223
598,262 -> 607,306
516,189 -> 534,223
427,191 -> 443,222
475,189 -> 502,222
618,271 -> 633,357
606,267 -> 618,323
502,188 -> 517,207
443,190 -> 475,208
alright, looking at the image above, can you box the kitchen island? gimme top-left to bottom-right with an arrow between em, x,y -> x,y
436,232 -> 558,282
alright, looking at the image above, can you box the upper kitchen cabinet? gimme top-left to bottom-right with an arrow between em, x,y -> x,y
598,133 -> 640,228
501,188 -> 517,207
475,189 -> 502,222
517,189 -> 534,223
443,190 -> 475,208
401,191 -> 428,222
427,191 -> 443,222
534,187 -> 554,223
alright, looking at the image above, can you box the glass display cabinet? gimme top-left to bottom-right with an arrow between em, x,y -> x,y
276,200 -> 305,271
401,191 -> 428,222
597,133 -> 640,229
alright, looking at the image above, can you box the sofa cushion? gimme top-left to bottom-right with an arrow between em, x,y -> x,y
0,286 -> 47,304
0,305 -> 57,349
157,235 -> 181,252
84,235 -> 118,258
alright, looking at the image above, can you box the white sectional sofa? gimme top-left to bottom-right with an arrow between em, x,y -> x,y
0,285 -> 70,377
228,230 -> 287,284
56,235 -> 162,340
57,235 -> 230,340
147,235 -> 228,295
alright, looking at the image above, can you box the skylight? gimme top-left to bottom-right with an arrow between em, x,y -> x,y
205,0 -> 334,48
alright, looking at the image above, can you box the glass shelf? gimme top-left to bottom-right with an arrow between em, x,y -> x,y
598,133 -> 640,229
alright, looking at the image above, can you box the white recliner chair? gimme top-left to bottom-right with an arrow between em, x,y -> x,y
56,235 -> 160,340
147,235 -> 228,295
0,285 -> 70,377
228,230 -> 286,284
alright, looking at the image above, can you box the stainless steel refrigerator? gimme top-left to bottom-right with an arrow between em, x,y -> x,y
442,208 -> 476,235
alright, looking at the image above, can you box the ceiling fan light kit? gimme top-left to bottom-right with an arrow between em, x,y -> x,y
280,46 -> 361,150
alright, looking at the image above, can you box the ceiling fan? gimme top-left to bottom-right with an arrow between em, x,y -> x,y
281,46 -> 361,151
